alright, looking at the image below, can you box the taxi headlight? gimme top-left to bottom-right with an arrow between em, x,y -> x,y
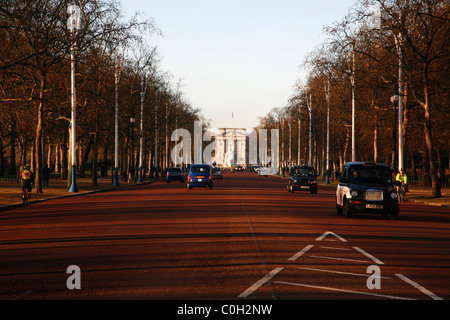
391,192 -> 398,199
350,190 -> 358,197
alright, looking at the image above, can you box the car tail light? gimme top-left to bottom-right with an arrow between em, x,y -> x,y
187,175 -> 191,182
209,175 -> 213,181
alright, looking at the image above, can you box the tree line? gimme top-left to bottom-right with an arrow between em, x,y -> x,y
0,0 -> 205,193
257,0 -> 449,197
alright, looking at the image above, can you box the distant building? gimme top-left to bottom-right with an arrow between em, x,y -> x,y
216,128 -> 247,167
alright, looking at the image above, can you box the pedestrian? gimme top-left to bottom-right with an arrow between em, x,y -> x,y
43,164 -> 51,187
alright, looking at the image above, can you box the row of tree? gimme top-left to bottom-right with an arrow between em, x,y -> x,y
257,0 -> 449,197
0,0 -> 206,193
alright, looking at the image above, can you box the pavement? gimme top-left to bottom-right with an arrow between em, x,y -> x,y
0,175 -> 448,211
0,176 -> 155,211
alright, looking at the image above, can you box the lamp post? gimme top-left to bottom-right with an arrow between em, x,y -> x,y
325,79 -> 330,184
391,89 -> 399,170
307,93 -> 312,166
138,76 -> 146,183
396,36 -> 404,172
154,91 -> 159,180
68,3 -> 80,193
129,115 -> 136,183
113,52 -> 120,186
351,43 -> 356,162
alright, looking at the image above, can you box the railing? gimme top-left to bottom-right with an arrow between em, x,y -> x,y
408,175 -> 449,188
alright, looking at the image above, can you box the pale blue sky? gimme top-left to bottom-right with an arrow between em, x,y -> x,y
121,0 -> 357,130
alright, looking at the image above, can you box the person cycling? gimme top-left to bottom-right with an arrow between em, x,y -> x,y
21,164 -> 34,199
395,169 -> 408,193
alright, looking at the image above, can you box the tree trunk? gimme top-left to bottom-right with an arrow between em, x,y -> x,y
422,76 -> 441,198
34,73 -> 46,193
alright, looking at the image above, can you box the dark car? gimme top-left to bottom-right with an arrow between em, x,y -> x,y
187,164 -> 214,190
336,162 -> 399,219
212,167 -> 223,180
287,165 -> 318,194
166,167 -> 184,183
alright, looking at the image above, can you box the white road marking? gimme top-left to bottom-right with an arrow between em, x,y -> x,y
396,274 -> 443,300
288,245 -> 313,261
319,246 -> 352,251
274,281 -> 415,300
296,266 -> 392,279
238,267 -> 284,298
316,231 -> 347,242
353,246 -> 384,265
309,255 -> 371,264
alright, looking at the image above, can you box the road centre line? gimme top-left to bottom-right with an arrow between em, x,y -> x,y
238,267 -> 284,298
353,247 -> 384,265
296,266 -> 392,279
288,245 -> 313,261
274,281 -> 415,300
396,274 -> 443,300
309,255 -> 371,264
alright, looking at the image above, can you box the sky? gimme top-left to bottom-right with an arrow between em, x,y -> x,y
121,0 -> 358,131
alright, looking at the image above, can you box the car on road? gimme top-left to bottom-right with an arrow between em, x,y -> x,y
287,165 -> 318,194
212,167 -> 223,180
166,167 -> 184,183
336,162 -> 399,219
187,164 -> 214,190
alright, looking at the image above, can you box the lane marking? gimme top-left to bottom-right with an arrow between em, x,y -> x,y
238,267 -> 284,298
240,197 -> 276,299
274,281 -> 415,300
316,231 -> 347,242
396,274 -> 443,300
353,246 -> 384,265
288,245 -> 313,261
296,266 -> 392,279
309,255 -> 370,264
319,246 -> 352,251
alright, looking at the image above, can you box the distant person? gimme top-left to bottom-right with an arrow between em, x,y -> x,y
21,164 -> 34,199
351,170 -> 360,182
43,164 -> 51,187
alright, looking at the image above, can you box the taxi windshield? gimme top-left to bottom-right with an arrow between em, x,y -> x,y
291,168 -> 315,177
349,165 -> 392,185
191,166 -> 210,173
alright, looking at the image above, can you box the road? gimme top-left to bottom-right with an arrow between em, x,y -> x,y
1,171 -> 449,301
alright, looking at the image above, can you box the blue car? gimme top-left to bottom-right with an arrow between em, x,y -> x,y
187,164 -> 214,190
166,167 -> 184,183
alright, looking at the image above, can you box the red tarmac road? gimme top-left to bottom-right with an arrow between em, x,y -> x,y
0,171 -> 449,300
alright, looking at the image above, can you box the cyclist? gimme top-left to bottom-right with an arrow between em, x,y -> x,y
395,169 -> 408,194
21,164 -> 34,199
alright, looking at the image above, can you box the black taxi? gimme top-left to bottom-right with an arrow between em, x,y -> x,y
336,162 -> 399,219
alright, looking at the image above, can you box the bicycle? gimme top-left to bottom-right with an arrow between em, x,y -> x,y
22,187 -> 30,206
395,182 -> 405,202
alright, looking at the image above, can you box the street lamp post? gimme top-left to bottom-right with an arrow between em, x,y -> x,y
307,93 -> 312,167
154,91 -> 159,180
391,89 -> 399,170
68,4 -> 80,193
138,76 -> 146,183
325,79 -> 330,184
351,44 -> 356,162
113,52 -> 121,186
281,117 -> 284,177
129,115 -> 136,183
397,36 -> 404,172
